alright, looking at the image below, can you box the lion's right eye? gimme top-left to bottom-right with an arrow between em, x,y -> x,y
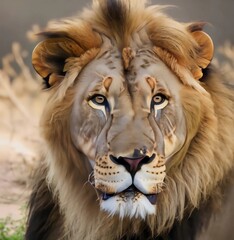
90,95 -> 107,105
89,94 -> 109,107
88,94 -> 109,118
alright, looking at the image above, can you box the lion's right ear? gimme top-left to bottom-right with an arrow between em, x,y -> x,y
32,37 -> 85,87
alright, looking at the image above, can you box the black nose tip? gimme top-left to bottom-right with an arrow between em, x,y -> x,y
110,154 -> 155,175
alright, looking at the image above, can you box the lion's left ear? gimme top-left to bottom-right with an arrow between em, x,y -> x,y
191,31 -> 214,69
188,23 -> 214,79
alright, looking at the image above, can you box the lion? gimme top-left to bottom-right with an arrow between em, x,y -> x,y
25,0 -> 234,239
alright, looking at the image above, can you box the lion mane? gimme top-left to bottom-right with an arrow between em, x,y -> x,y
26,1 -> 234,240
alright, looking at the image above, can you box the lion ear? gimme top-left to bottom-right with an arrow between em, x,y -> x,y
32,37 -> 84,87
187,23 -> 214,79
191,30 -> 214,69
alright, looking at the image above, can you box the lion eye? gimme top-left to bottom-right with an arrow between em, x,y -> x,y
88,94 -> 109,118
151,93 -> 168,114
91,95 -> 106,105
152,94 -> 165,104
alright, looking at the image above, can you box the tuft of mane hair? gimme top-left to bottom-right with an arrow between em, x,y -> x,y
26,0 -> 234,240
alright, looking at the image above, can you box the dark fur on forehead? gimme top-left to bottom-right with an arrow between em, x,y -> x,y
98,0 -> 128,43
105,0 -> 127,29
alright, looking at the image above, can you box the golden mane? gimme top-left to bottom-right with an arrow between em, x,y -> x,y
26,1 -> 234,239
36,0 -> 212,88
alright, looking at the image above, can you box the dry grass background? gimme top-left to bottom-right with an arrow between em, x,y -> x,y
0,39 -> 233,236
0,42 -> 47,219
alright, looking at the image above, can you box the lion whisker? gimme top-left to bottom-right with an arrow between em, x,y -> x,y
87,171 -> 95,186
83,171 -> 101,201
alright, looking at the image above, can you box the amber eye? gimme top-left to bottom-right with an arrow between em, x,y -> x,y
92,95 -> 106,105
151,93 -> 168,112
88,94 -> 110,114
152,93 -> 166,105
152,95 -> 163,104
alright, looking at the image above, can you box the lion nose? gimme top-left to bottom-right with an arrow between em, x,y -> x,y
110,151 -> 155,175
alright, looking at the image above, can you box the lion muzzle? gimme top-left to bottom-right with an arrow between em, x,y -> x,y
91,151 -> 166,219
109,153 -> 155,175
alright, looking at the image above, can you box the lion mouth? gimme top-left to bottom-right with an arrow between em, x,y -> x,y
101,185 -> 157,205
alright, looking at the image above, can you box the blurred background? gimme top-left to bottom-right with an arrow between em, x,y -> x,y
1,0 -> 234,63
0,0 -> 233,239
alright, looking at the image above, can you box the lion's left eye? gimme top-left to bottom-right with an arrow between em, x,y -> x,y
153,94 -> 165,104
151,93 -> 168,112
88,94 -> 109,118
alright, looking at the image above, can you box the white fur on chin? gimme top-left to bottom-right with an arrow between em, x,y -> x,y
100,194 -> 156,219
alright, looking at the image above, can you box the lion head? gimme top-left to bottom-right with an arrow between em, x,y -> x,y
28,0 -> 233,239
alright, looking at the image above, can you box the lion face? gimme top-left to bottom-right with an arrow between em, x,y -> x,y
29,2 -> 234,239
31,0 -> 215,223
70,47 -> 187,218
